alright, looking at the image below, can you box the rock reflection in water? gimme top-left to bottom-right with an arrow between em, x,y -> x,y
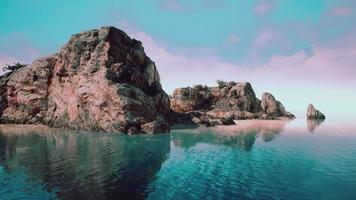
307,119 -> 325,132
172,120 -> 288,151
0,125 -> 170,200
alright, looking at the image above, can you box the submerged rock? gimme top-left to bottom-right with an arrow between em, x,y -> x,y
170,82 -> 294,126
306,104 -> 325,120
0,26 -> 170,134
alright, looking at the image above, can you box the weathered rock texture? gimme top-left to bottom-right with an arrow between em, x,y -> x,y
306,104 -> 325,120
0,26 -> 170,134
170,82 -> 294,126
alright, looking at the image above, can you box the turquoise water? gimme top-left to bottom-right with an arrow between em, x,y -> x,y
1,119 -> 356,200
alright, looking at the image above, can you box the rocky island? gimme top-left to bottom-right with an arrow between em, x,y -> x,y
170,82 -> 295,127
0,26 -> 295,134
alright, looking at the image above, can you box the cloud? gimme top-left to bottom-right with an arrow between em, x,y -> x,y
130,29 -> 356,116
258,45 -> 356,85
254,0 -> 275,15
202,0 -> 226,8
118,17 -> 356,117
225,33 -> 240,46
0,33 -> 41,63
122,24 -> 356,94
253,31 -> 274,47
127,30 -> 356,94
159,0 -> 183,11
331,6 -> 352,16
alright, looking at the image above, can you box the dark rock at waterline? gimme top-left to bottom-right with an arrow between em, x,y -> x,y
220,117 -> 236,125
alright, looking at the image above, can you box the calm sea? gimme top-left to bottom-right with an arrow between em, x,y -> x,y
1,118 -> 356,200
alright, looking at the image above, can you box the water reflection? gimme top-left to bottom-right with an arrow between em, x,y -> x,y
307,119 -> 325,133
0,125 -> 170,200
172,120 -> 288,151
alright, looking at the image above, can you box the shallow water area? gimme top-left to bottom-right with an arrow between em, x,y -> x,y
1,118 -> 356,200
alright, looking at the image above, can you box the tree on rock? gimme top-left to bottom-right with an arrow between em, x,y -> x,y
216,79 -> 227,88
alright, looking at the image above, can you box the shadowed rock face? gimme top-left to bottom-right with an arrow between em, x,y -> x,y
0,26 -> 170,134
170,82 -> 294,125
306,104 -> 325,120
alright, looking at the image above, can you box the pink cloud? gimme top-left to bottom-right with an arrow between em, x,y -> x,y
332,7 -> 352,16
254,1 -> 275,15
224,33 -> 240,47
130,30 -> 356,116
129,30 -> 356,94
118,19 -> 356,103
160,0 -> 183,11
257,46 -> 356,84
253,31 -> 274,47
0,33 -> 42,63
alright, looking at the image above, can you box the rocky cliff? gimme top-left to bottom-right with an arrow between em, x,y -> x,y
170,82 -> 294,126
0,26 -> 170,134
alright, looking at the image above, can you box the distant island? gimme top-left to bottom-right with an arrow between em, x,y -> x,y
0,26 -> 296,134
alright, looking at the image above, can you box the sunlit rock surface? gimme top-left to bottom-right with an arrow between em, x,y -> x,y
0,26 -> 170,134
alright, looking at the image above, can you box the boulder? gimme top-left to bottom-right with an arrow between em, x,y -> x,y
306,104 -> 325,120
0,26 -> 170,134
261,92 -> 295,118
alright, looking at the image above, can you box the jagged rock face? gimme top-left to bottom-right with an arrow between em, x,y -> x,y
0,26 -> 170,134
260,92 -> 294,118
170,82 -> 294,125
0,57 -> 56,124
306,104 -> 325,119
171,82 -> 261,114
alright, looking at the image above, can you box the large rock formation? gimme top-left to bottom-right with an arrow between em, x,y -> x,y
0,26 -> 170,134
306,104 -> 325,120
170,82 -> 294,126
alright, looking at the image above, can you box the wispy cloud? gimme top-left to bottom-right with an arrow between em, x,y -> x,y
129,28 -> 356,116
254,0 -> 275,15
159,0 -> 183,12
118,18 -> 356,94
253,31 -> 274,47
0,33 -> 41,63
128,28 -> 356,93
225,33 -> 240,46
331,6 -> 352,16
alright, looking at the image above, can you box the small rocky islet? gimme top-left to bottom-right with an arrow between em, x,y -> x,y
307,104 -> 326,120
0,26 -> 322,134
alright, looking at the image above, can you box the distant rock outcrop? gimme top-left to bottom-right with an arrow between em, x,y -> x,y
0,26 -> 170,134
170,82 -> 295,126
306,104 -> 325,120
